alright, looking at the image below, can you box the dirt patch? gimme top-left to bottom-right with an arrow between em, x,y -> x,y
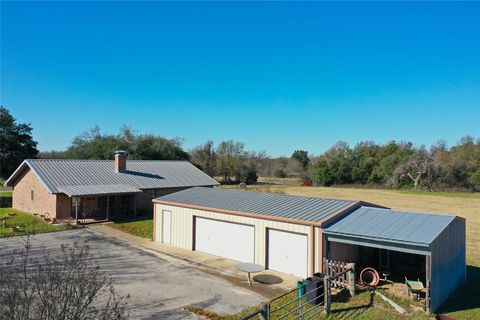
377,282 -> 411,300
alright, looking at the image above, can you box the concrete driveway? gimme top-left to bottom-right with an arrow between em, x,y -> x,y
0,229 -> 265,319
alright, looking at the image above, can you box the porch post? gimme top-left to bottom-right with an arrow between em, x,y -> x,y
426,255 -> 432,313
75,198 -> 79,225
106,196 -> 110,221
134,194 -> 137,217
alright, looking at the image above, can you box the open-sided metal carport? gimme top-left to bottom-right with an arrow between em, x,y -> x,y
324,206 -> 466,313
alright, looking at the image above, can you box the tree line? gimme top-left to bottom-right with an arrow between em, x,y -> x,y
310,139 -> 480,191
1,106 -> 479,191
39,126 -> 190,161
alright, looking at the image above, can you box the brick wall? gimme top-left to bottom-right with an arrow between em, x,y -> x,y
12,171 -> 202,220
56,194 -> 71,219
12,168 -> 58,218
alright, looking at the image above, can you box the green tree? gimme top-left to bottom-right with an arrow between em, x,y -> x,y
0,107 -> 38,179
313,159 -> 335,186
350,141 -> 380,184
291,150 -> 310,171
439,136 -> 480,190
64,126 -> 189,161
369,141 -> 415,184
274,169 -> 287,178
133,135 -> 189,160
191,141 -> 216,177
65,126 -> 126,159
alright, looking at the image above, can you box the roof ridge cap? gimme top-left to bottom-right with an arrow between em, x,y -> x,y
362,206 -> 457,218
197,187 -> 359,203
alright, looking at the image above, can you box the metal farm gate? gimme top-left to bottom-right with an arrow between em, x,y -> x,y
242,260 -> 355,320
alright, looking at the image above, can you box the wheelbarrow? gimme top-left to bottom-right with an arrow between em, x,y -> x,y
405,277 -> 424,300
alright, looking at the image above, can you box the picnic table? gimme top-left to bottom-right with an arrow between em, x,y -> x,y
235,262 -> 264,286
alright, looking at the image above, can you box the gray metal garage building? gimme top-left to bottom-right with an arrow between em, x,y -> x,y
324,206 -> 466,313
153,187 -> 381,279
152,187 -> 466,313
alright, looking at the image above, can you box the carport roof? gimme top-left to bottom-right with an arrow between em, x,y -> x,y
58,184 -> 142,197
324,206 -> 456,247
154,187 -> 378,225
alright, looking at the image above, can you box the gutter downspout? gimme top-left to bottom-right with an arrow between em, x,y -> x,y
75,198 -> 79,225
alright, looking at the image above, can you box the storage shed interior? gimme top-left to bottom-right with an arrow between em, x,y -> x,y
324,206 -> 466,313
329,242 -> 427,284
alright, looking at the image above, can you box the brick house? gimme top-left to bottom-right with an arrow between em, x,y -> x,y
4,151 -> 219,222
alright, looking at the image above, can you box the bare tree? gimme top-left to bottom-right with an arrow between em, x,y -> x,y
0,237 -> 130,320
390,157 -> 434,189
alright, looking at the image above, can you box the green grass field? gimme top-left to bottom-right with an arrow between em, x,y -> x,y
0,191 -> 12,197
107,219 -> 153,240
0,208 -> 67,237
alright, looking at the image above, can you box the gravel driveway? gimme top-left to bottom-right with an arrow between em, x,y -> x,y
0,229 -> 265,319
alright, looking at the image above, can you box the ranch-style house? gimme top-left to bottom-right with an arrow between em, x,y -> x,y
4,150 -> 219,221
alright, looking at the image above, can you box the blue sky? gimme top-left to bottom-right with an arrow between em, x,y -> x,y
1,1 -> 479,157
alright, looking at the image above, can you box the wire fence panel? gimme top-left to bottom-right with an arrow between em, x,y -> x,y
242,260 -> 355,320
268,276 -> 325,320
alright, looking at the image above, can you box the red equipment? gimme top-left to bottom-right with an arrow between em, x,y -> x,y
360,267 -> 380,286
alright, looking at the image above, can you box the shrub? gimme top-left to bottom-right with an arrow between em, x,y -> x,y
274,169 -> 287,178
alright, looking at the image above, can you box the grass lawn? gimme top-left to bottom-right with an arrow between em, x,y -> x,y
0,208 -> 68,237
107,219 -> 153,240
0,190 -> 12,197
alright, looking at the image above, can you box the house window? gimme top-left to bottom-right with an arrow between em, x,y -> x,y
31,190 -> 34,201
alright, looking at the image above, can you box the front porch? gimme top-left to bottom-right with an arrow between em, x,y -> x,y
58,184 -> 143,224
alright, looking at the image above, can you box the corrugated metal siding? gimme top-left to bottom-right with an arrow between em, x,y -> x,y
429,217 -> 466,312
325,206 -> 456,246
19,159 -> 219,193
156,187 -> 356,223
326,234 -> 431,256
154,203 -> 316,275
329,242 -> 359,263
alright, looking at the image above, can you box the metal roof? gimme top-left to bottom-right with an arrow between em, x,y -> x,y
5,159 -> 219,194
58,184 -> 142,197
324,206 -> 456,246
155,187 -> 358,224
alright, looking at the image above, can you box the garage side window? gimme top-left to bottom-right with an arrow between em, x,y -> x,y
31,190 -> 35,201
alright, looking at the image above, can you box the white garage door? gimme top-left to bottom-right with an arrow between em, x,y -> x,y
195,217 -> 254,262
268,229 -> 308,278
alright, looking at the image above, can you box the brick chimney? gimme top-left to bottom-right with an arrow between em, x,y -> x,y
114,150 -> 127,172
